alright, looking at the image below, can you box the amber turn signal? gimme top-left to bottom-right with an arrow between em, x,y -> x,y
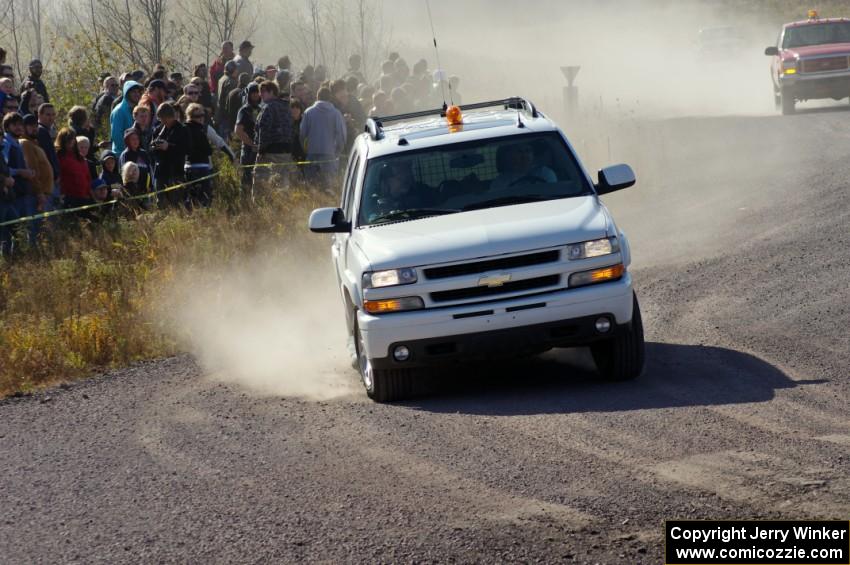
364,296 -> 425,314
568,264 -> 625,288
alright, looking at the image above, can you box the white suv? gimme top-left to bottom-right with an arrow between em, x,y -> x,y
309,98 -> 644,402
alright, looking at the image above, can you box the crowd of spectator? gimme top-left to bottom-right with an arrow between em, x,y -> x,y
0,40 -> 463,255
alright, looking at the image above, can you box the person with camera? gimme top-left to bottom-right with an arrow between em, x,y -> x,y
184,102 -> 234,208
150,102 -> 191,209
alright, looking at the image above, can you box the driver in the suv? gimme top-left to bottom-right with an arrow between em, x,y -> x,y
491,142 -> 556,190
374,161 -> 429,210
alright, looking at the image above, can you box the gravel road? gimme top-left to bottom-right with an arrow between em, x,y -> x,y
2,109 -> 849,564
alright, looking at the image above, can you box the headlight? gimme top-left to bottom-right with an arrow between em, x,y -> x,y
782,59 -> 798,74
363,296 -> 425,314
362,268 -> 417,289
567,237 -> 620,260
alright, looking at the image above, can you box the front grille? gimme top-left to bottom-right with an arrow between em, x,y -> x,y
423,250 -> 560,280
802,56 -> 849,73
430,275 -> 560,303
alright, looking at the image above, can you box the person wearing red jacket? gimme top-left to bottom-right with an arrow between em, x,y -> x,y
55,127 -> 93,212
209,41 -> 234,95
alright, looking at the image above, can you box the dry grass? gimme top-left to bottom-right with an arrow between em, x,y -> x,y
0,159 -> 334,397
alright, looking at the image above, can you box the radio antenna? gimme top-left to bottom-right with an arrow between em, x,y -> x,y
425,0 -> 453,108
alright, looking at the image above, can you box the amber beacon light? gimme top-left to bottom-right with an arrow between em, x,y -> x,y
445,105 -> 463,126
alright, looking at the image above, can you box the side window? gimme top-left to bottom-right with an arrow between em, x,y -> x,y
343,154 -> 361,220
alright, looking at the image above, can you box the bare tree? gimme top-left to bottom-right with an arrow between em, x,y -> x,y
177,0 -> 257,66
139,0 -> 168,65
310,0 -> 322,67
4,0 -> 23,80
279,0 -> 389,79
354,0 -> 387,82
0,0 -> 54,81
59,0 -> 189,71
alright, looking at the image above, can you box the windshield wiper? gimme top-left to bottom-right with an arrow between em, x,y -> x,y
369,208 -> 460,226
463,195 -> 554,212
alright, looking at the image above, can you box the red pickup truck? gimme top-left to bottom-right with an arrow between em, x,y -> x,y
765,12 -> 850,114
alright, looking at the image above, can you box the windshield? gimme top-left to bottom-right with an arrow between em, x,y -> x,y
357,132 -> 592,227
783,22 -> 850,48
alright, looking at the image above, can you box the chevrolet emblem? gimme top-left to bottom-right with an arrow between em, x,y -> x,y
478,273 -> 512,288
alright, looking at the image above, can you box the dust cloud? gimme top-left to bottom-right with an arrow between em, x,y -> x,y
385,0 -> 780,120
165,1 -> 811,397
253,0 -> 782,121
161,250 -> 358,400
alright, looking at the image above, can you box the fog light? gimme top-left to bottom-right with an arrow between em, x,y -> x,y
595,317 -> 612,333
393,345 -> 411,362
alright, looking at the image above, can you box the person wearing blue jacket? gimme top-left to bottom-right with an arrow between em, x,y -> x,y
110,81 -> 143,153
2,113 -> 35,246
299,86 -> 346,186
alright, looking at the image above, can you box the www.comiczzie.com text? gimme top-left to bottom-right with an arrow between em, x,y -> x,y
665,520 -> 850,565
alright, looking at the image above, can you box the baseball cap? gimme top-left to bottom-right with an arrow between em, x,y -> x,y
91,178 -> 107,190
148,79 -> 167,90
123,128 -> 139,141
239,40 -> 254,50
22,114 -> 38,127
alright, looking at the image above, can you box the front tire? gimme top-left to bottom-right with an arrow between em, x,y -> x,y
780,89 -> 796,115
590,293 -> 645,381
355,322 -> 416,402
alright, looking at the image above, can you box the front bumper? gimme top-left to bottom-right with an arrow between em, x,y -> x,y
780,69 -> 850,100
370,315 -> 629,370
359,273 -> 634,364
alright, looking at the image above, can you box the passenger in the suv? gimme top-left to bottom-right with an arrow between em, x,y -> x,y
491,142 -> 556,190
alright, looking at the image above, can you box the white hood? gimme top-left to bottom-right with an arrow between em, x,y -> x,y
354,197 -> 609,270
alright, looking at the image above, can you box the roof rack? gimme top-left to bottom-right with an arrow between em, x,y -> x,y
364,97 -> 539,141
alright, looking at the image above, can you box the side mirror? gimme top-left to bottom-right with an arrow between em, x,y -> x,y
308,207 -> 351,233
764,46 -> 779,56
596,164 -> 636,195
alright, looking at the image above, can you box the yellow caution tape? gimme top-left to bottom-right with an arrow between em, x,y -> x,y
0,158 -> 338,228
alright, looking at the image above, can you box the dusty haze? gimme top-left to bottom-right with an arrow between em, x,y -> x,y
161,249 -> 358,400
165,0 -> 828,399
258,0 -> 788,120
